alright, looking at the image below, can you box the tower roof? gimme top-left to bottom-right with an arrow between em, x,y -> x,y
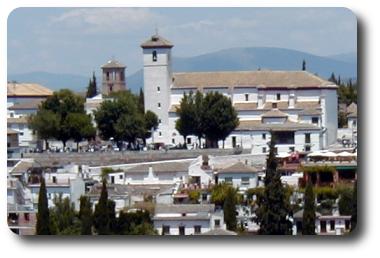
140,34 -> 173,49
101,59 -> 126,69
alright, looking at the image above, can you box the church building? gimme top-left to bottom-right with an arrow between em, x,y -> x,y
140,33 -> 338,153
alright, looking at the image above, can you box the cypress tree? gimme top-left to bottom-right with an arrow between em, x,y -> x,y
86,72 -> 98,98
223,187 -> 237,231
79,196 -> 93,235
93,179 -> 110,235
36,177 -> 51,235
302,59 -> 306,71
302,182 -> 316,235
138,88 -> 145,113
256,135 -> 292,235
351,181 -> 357,232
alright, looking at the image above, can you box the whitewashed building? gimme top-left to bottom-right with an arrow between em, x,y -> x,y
141,33 -> 338,152
153,204 -> 225,235
215,162 -> 259,191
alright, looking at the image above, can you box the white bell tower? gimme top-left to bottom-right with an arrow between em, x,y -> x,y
141,33 -> 174,144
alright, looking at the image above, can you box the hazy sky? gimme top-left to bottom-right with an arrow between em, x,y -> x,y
7,7 -> 357,77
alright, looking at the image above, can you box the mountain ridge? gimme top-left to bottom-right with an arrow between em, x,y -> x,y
8,47 -> 357,93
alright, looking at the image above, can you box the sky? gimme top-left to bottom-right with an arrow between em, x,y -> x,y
7,7 -> 357,77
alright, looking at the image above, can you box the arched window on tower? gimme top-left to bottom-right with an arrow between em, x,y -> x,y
152,50 -> 157,62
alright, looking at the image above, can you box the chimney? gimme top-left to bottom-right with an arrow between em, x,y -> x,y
289,93 -> 295,108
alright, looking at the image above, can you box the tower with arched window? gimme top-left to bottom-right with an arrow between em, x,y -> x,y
101,59 -> 126,95
141,33 -> 174,144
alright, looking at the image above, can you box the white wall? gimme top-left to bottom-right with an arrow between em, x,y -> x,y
218,173 -> 258,190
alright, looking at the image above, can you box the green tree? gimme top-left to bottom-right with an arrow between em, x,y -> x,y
351,181 -> 357,232
142,110 -> 158,144
138,87 -> 145,113
86,72 -> 98,98
94,91 -> 148,149
338,188 -> 354,215
65,113 -> 96,151
202,92 -> 239,148
256,136 -> 292,235
193,91 -> 204,146
223,187 -> 237,231
302,182 -> 316,235
36,177 -> 51,235
302,59 -> 306,71
93,179 -> 110,235
79,196 -> 93,235
175,92 -> 196,147
49,194 -> 81,235
28,109 -> 60,150
116,210 -> 155,235
37,89 -> 87,148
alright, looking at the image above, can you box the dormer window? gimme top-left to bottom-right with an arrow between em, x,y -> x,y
152,50 -> 157,62
272,102 -> 277,109
276,93 -> 281,100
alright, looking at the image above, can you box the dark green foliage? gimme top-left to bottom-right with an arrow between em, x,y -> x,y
36,177 -> 51,235
79,196 -> 93,235
29,89 -> 89,148
256,136 -> 292,235
86,72 -> 98,98
351,181 -> 357,232
138,87 -> 145,113
211,183 -> 233,206
202,92 -> 239,148
49,195 -> 81,235
93,179 -> 110,235
175,91 -> 196,146
338,187 -> 354,215
175,91 -> 239,148
223,187 -> 237,231
28,110 -> 60,149
65,113 -> 96,150
338,111 -> 348,128
94,90 -> 155,149
302,182 -> 316,235
116,210 -> 156,235
302,59 -> 306,71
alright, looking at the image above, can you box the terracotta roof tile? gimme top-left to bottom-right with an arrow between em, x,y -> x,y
141,34 -> 173,48
172,71 -> 336,90
217,162 -> 258,174
7,83 -> 53,97
236,120 -> 320,131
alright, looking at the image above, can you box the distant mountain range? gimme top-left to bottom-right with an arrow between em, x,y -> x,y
8,47 -> 357,94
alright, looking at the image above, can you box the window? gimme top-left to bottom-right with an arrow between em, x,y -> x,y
232,136 -> 237,148
109,85 -> 113,92
320,221 -> 327,233
289,147 -> 295,152
353,120 -> 357,127
120,71 -> 124,81
162,225 -> 170,235
305,146 -> 311,152
245,94 -> 249,101
276,93 -> 281,100
24,213 -> 30,221
262,147 -> 267,153
187,138 -> 192,144
106,72 -> 110,80
345,220 -> 350,230
262,133 -> 266,140
202,193 -> 208,201
158,102 -> 161,108
158,119 -> 162,124
159,131 -> 162,137
312,117 -> 319,125
272,131 -> 295,144
179,226 -> 185,235
225,177 -> 233,185
194,225 -> 201,234
172,138 -> 175,144
52,176 -> 57,184
272,102 -> 278,108
330,220 -> 335,230
241,177 -> 250,186
157,86 -> 160,92
305,133 -> 311,144
215,219 -> 220,228
111,176 -> 115,184
119,175 -> 123,180
152,50 -> 157,62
